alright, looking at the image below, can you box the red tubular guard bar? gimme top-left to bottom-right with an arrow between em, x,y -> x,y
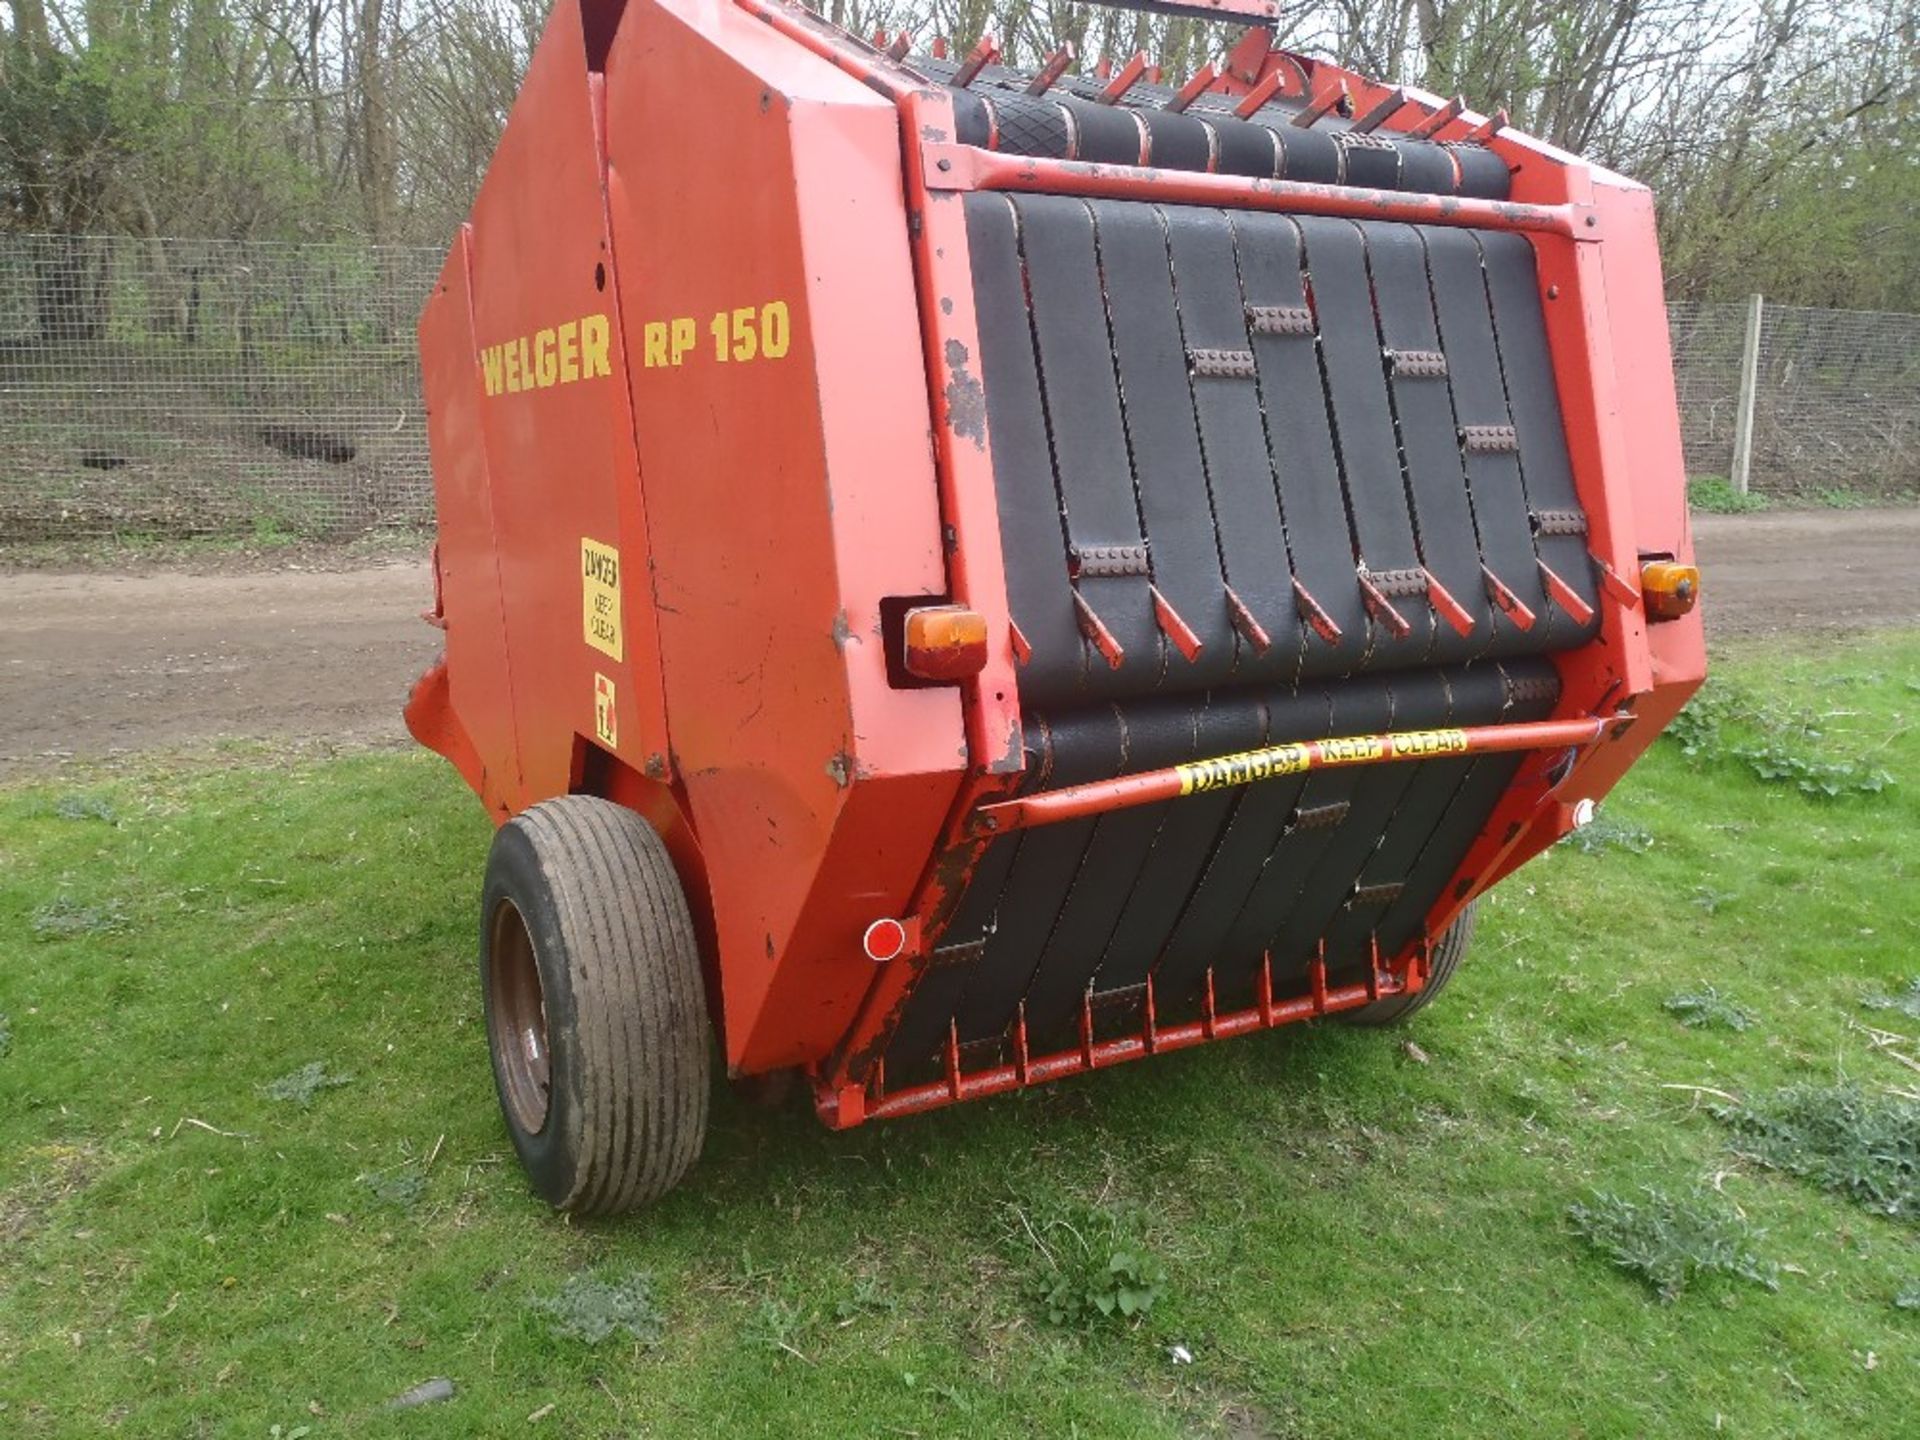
920,146 -> 1589,239
975,716 -> 1629,835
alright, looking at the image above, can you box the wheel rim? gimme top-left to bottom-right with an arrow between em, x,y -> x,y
487,898 -> 551,1135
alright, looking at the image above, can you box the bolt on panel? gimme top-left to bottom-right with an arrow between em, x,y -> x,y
1095,201 -> 1242,689
1421,227 -> 1555,649
1367,224 -> 1494,659
1479,231 -> 1604,644
1296,217 -> 1439,658
1164,205 -> 1311,686
1012,195 -> 1164,690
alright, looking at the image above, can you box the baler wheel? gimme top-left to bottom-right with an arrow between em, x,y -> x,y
1340,900 -> 1479,1027
479,797 -> 709,1214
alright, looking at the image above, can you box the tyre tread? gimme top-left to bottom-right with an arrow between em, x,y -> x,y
497,797 -> 708,1214
1339,899 -> 1477,1027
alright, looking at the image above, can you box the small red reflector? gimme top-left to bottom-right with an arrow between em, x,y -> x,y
903,605 -> 989,682
863,918 -> 908,963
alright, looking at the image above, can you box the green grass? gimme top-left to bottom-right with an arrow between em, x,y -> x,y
1813,487 -> 1877,511
2,634 -> 1918,1438
0,527 -> 427,571
1680,478 -> 1916,516
1688,475 -> 1771,514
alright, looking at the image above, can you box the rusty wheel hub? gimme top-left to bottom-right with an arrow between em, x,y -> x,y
487,899 -> 551,1135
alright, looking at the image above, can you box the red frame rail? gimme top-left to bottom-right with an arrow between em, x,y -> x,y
839,941 -> 1426,1125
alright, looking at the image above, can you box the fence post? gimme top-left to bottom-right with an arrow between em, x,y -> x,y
1730,292 -> 1764,495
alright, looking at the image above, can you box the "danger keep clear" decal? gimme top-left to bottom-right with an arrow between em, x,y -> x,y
1175,728 -> 1472,795
581,537 -> 622,661
1176,743 -> 1313,795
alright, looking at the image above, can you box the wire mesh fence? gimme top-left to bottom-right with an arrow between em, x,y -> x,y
0,234 -> 440,541
1,234 -> 1915,542
1667,298 -> 1919,499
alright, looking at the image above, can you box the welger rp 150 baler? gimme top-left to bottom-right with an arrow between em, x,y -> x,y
406,0 -> 1704,1214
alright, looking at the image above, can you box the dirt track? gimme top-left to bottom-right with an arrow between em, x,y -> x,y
1,561 -> 440,775
3,508 -> 1917,777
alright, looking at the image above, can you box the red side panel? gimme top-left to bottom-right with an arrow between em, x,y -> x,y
414,230 -> 522,817
1532,174 -> 1706,801
461,0 -> 672,801
600,0 -> 965,1072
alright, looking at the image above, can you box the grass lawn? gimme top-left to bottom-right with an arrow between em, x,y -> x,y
2,633 -> 1916,1439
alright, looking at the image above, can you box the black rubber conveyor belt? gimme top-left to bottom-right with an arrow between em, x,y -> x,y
914,54 -> 1513,202
883,661 -> 1561,1079
967,195 -> 1597,709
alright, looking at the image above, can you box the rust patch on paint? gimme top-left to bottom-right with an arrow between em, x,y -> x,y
943,338 -> 986,450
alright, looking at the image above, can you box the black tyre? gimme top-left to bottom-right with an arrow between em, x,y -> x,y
1339,899 -> 1478,1027
479,796 -> 709,1214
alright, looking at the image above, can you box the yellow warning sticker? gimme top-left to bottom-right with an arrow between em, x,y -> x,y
1320,735 -> 1387,765
581,538 -> 623,661
1389,728 -> 1472,759
593,672 -> 618,749
1174,728 -> 1473,796
1177,743 -> 1312,795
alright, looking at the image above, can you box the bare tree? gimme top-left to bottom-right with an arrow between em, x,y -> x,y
0,0 -> 1913,308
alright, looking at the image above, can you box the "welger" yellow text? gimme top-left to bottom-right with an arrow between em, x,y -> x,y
480,313 -> 612,396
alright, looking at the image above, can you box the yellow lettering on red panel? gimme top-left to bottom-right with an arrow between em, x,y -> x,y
478,313 -> 616,396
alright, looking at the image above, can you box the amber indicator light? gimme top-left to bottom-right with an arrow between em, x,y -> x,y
902,605 -> 989,681
1640,561 -> 1701,621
